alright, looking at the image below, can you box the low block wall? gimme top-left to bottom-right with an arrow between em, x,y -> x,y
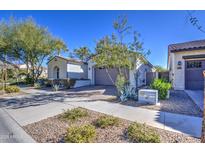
73,80 -> 91,88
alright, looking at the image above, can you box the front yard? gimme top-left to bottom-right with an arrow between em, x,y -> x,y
23,108 -> 200,143
121,90 -> 203,117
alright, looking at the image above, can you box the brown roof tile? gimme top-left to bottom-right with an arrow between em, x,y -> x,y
169,39 -> 205,52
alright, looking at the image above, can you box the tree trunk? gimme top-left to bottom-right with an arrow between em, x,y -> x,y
201,71 -> 205,142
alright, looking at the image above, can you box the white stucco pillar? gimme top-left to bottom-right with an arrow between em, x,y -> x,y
88,61 -> 95,85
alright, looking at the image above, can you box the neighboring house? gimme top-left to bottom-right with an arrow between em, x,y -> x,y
88,56 -> 154,88
0,60 -> 19,70
47,56 -> 88,80
17,64 -> 48,79
168,39 -> 205,90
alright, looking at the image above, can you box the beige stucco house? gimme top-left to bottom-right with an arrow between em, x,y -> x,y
47,56 -> 88,80
47,55 -> 154,88
168,39 -> 205,90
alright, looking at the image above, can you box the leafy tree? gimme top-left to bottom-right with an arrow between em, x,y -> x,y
0,17 -> 68,85
73,46 -> 92,62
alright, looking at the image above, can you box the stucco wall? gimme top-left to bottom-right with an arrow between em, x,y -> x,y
169,49 -> 205,90
88,61 -> 95,85
67,62 -> 88,79
48,57 -> 67,80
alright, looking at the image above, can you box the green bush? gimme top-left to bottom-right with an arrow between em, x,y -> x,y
127,122 -> 160,143
94,116 -> 120,128
5,85 -> 20,93
150,79 -> 171,100
25,76 -> 34,84
65,124 -> 96,143
61,108 -> 88,121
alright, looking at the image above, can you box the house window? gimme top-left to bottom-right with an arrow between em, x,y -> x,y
187,61 -> 202,69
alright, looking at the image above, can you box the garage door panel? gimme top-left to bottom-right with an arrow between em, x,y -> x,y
185,60 -> 205,90
95,68 -> 129,86
185,70 -> 203,81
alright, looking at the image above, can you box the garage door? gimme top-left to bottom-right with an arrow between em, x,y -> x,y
95,68 -> 129,86
185,60 -> 205,90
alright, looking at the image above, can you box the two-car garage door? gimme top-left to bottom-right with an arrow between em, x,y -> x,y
95,68 -> 129,86
185,60 -> 205,90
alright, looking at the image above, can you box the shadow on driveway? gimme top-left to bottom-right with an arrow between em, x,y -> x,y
0,86 -> 117,109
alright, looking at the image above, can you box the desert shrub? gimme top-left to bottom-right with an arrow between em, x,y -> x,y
64,79 -> 76,88
61,108 -> 88,121
127,122 -> 160,143
34,83 -> 41,89
25,76 -> 33,84
5,85 -> 20,93
150,79 -> 171,100
52,84 -> 59,91
65,124 -> 96,143
94,116 -> 120,128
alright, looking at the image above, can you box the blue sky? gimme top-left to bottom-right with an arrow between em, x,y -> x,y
1,10 -> 205,68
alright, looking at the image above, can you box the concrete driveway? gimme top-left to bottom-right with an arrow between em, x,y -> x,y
185,90 -> 204,111
0,86 -> 203,139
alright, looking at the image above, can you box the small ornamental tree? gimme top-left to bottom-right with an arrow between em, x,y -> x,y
93,16 -> 150,97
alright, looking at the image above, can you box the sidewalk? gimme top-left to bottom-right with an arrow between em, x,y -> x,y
0,108 -> 35,143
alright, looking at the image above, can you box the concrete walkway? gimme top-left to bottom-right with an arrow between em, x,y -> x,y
185,90 -> 204,111
0,108 -> 35,143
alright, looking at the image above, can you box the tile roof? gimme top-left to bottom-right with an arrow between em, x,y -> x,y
169,39 -> 205,52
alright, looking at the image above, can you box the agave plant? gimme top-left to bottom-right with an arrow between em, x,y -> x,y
119,85 -> 138,102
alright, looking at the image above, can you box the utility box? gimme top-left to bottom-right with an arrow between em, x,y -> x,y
138,89 -> 159,105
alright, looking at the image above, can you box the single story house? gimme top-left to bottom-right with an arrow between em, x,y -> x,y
168,39 -> 205,90
88,56 -> 154,88
48,55 -> 154,88
48,56 -> 88,80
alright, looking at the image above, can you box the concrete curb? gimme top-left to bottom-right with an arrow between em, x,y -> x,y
0,108 -> 36,143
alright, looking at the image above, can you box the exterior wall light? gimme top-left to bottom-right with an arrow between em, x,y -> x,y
177,61 -> 182,69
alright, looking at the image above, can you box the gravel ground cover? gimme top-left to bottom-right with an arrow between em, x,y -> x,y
23,108 -> 200,143
120,90 -> 203,117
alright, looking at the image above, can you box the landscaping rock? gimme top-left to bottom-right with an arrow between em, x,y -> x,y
23,109 -> 200,143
